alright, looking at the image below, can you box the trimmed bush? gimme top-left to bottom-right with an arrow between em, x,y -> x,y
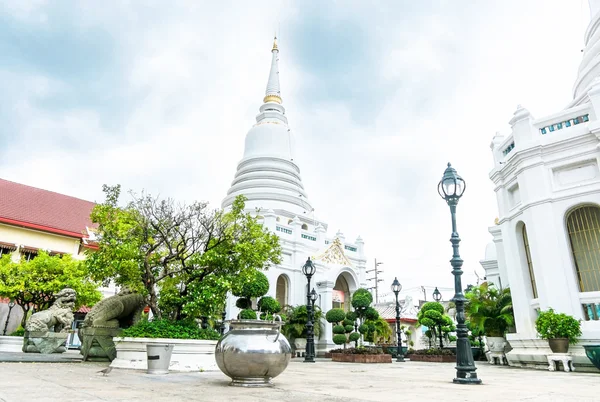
333,325 -> 346,334
326,308 -> 346,324
232,270 -> 269,299
121,319 -> 221,340
235,298 -> 251,309
358,324 -> 368,334
344,324 -> 354,333
349,332 -> 360,342
258,296 -> 281,314
333,334 -> 347,345
364,307 -> 379,320
346,311 -> 357,321
239,309 -> 257,319
342,319 -> 354,327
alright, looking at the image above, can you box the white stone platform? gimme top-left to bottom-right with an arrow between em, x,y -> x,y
110,337 -> 218,372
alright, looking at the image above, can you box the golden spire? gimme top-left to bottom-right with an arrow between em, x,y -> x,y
272,35 -> 278,51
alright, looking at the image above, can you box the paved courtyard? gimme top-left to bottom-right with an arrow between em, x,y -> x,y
0,358 -> 597,402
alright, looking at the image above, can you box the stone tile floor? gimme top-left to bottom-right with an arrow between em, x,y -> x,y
0,358 -> 597,402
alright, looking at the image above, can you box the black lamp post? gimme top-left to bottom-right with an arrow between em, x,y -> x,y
3,300 -> 15,336
432,287 -> 444,349
309,288 -> 318,357
219,309 -> 227,336
438,163 -> 481,384
391,277 -> 404,362
302,257 -> 317,363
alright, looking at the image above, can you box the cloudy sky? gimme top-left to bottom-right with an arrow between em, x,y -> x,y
0,1 -> 592,299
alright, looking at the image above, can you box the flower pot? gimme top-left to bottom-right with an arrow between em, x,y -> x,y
548,338 -> 569,354
582,345 -> 600,370
486,336 -> 506,353
215,318 -> 291,387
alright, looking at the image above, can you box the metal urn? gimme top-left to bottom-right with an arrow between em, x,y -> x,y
215,316 -> 292,387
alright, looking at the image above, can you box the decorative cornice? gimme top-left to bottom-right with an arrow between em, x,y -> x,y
263,94 -> 282,104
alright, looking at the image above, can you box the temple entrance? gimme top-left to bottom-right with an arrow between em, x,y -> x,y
275,275 -> 289,307
333,274 -> 351,311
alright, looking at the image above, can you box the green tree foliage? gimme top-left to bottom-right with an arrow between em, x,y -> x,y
232,270 -> 270,312
0,252 -> 102,327
86,185 -> 281,320
281,304 -> 323,341
465,282 -> 514,337
417,302 -> 456,348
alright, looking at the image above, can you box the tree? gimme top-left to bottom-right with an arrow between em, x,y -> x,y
417,301 -> 456,349
0,252 -> 102,327
465,282 -> 514,337
86,185 -> 281,320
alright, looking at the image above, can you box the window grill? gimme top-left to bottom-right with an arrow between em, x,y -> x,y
567,206 -> 600,292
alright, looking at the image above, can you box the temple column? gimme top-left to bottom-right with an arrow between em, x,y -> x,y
317,280 -> 335,353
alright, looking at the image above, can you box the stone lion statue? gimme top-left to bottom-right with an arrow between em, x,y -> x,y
23,288 -> 77,354
79,287 -> 146,361
26,288 -> 77,333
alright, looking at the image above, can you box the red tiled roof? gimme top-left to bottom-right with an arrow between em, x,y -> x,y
0,178 -> 96,238
77,305 -> 91,313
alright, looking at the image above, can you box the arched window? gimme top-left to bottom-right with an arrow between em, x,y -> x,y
301,223 -> 308,230
567,206 -> 600,292
522,225 -> 538,298
275,275 -> 289,307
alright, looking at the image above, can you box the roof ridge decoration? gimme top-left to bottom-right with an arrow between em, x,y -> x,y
313,237 -> 353,266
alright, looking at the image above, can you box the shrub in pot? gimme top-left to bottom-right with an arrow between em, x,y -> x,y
535,308 -> 581,353
465,282 -> 514,353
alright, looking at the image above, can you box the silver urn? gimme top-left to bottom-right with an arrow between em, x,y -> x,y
215,317 -> 291,387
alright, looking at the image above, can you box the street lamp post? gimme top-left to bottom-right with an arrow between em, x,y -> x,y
432,287 -> 444,349
302,257 -> 317,363
3,301 -> 15,336
309,288 -> 318,357
438,163 -> 481,384
391,277 -> 404,362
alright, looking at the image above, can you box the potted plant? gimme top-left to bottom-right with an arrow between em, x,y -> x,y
280,304 -> 323,355
535,308 -> 582,353
465,283 -> 514,353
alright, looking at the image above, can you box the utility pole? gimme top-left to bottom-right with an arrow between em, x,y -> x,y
366,259 -> 384,304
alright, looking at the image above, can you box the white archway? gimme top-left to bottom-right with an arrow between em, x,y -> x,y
331,268 -> 359,312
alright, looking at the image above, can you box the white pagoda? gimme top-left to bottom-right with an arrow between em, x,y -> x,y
222,38 -> 367,351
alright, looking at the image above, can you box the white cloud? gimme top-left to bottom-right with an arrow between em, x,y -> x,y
0,0 -> 592,296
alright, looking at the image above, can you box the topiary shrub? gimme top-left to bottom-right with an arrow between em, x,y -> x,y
342,318 -> 354,327
258,296 -> 281,314
333,325 -> 346,334
364,307 -> 379,320
358,324 -> 368,334
333,334 -> 347,345
351,289 -> 373,311
232,270 -> 269,299
346,311 -> 357,321
349,332 -> 360,342
236,298 -> 252,309
326,308 -> 346,324
239,309 -> 257,319
344,324 -> 354,333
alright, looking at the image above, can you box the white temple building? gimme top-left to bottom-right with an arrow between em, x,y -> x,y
482,0 -> 600,371
222,38 -> 369,351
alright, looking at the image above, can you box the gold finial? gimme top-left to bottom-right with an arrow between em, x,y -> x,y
494,217 -> 499,225
272,35 -> 278,51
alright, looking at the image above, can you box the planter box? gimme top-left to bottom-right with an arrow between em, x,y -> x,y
331,353 -> 392,363
0,336 -> 23,353
408,354 -> 455,363
110,337 -> 218,372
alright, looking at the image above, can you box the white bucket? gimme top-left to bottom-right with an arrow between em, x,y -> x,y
146,344 -> 174,374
